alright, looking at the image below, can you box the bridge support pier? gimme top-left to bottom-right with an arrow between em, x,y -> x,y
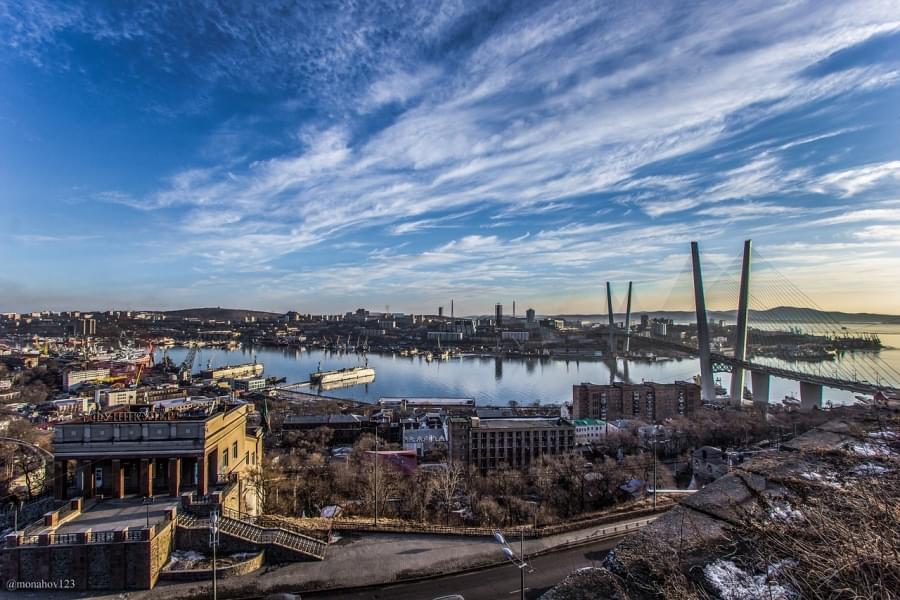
751,371 -> 769,416
800,382 -> 823,411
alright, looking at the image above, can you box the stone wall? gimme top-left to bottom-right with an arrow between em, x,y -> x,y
0,496 -> 56,531
159,550 -> 264,582
2,521 -> 175,591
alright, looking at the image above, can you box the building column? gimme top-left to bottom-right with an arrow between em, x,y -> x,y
209,448 -> 219,484
800,382 -> 823,411
198,454 -> 209,496
54,459 -> 68,500
139,458 -> 153,497
168,457 -> 182,497
111,459 -> 124,499
77,460 -> 94,499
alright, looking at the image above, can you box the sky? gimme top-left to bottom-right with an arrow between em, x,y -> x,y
1,0 -> 899,316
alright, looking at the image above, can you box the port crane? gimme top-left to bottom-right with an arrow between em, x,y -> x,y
179,346 -> 198,382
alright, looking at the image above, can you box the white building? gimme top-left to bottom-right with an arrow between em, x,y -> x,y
63,368 -> 110,390
573,419 -> 618,445
96,388 -> 137,407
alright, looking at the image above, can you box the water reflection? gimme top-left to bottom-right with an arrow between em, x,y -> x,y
154,344 -> 878,407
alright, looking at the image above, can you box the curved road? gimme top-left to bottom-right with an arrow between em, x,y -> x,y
306,536 -> 622,600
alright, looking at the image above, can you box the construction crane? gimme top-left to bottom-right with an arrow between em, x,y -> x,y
179,346 -> 198,383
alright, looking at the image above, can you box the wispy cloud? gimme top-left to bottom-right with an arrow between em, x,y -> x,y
2,0 -> 900,311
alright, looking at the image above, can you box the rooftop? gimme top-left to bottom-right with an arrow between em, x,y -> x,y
61,397 -> 243,424
473,417 -> 571,429
379,397 -> 475,406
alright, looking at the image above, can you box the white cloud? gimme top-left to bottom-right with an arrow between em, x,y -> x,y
814,161 -> 900,197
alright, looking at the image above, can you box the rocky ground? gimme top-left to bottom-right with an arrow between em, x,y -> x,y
541,409 -> 900,600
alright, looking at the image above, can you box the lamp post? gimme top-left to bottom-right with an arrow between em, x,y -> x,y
142,496 -> 154,529
209,508 -> 219,600
493,528 -> 531,600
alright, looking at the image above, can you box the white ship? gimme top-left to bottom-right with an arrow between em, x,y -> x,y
310,365 -> 376,386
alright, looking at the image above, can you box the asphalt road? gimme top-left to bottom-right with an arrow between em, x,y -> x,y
305,536 -> 622,600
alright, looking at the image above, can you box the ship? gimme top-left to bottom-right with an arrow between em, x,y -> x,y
310,365 -> 376,386
782,394 -> 801,407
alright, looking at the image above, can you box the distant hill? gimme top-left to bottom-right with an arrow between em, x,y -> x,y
552,306 -> 900,325
162,307 -> 281,321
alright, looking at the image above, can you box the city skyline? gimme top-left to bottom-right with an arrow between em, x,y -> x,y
2,1 -> 900,314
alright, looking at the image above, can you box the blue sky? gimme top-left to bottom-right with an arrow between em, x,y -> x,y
1,0 -> 899,315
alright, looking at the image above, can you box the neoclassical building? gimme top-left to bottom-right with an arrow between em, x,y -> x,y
52,398 -> 262,501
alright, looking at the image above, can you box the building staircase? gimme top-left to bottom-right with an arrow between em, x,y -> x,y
177,510 -> 327,561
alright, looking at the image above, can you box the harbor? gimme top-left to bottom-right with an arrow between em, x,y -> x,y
153,336 -> 900,407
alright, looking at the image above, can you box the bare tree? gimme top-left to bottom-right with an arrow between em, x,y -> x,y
432,464 -> 464,525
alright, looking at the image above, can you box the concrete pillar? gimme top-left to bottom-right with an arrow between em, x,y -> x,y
111,459 -> 124,499
624,281 -> 633,353
198,454 -> 209,496
139,458 -> 153,497
168,457 -> 181,497
691,241 -> 715,402
730,239 -> 752,408
751,371 -> 770,406
54,459 -> 68,500
800,382 -> 823,411
606,282 -> 616,355
76,460 -> 94,499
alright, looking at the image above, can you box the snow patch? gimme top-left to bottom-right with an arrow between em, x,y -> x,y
850,443 -> 895,457
769,503 -> 803,522
704,559 -> 797,600
166,549 -> 206,568
853,462 -> 890,475
868,431 -> 897,440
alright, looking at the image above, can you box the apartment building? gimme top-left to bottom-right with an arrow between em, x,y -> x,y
448,416 -> 575,471
572,381 -> 700,423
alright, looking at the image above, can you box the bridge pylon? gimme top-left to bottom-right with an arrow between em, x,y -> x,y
730,240 -> 752,408
606,281 -> 615,356
691,241 -> 716,403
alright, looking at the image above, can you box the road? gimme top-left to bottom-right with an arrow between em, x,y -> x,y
306,536 -> 622,600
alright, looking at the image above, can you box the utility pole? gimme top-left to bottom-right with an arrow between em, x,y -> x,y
209,508 -> 219,600
520,528 -> 526,600
652,438 -> 658,510
374,431 -> 378,527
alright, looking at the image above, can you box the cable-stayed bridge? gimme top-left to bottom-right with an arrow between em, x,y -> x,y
604,240 -> 900,410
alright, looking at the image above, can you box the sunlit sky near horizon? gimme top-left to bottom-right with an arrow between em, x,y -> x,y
1,1 -> 900,316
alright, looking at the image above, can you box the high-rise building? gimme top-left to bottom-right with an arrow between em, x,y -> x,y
438,306 -> 444,317
495,303 -> 503,327
526,308 -> 536,323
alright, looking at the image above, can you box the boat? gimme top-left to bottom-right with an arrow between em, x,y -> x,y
310,365 -> 376,386
423,352 -> 433,362
782,394 -> 800,407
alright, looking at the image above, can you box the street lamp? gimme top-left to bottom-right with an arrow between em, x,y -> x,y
142,496 -> 154,529
209,508 -> 220,600
493,528 -> 532,600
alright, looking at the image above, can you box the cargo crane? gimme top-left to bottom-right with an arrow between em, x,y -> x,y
179,346 -> 198,383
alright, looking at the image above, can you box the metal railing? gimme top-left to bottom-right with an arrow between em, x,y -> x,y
177,511 -> 326,559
